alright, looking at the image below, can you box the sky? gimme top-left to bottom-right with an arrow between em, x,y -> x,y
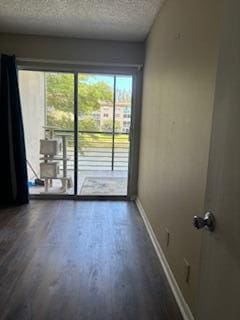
85,74 -> 132,92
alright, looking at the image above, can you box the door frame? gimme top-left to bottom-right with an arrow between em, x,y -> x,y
18,61 -> 142,200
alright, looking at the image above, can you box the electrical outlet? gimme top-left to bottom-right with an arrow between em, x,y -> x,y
183,258 -> 191,283
165,228 -> 170,247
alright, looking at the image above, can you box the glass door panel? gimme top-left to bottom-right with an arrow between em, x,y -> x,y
19,70 -> 74,195
114,76 -> 133,194
78,73 -> 114,195
78,73 -> 132,196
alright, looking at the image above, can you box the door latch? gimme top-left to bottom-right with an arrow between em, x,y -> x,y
193,212 -> 215,232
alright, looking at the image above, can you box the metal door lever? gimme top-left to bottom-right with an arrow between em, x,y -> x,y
193,212 -> 215,232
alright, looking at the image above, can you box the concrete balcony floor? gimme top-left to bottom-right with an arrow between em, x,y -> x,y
29,170 -> 128,196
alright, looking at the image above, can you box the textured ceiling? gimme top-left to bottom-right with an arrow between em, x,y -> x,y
0,0 -> 165,41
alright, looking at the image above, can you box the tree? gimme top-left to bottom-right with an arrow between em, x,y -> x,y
46,73 -> 113,130
47,108 -> 74,130
101,119 -> 121,132
79,117 -> 99,132
78,77 -> 112,113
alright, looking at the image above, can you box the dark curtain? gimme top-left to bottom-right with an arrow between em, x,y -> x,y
0,54 -> 29,205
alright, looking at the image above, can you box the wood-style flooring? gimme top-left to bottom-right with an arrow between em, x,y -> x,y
0,200 -> 182,320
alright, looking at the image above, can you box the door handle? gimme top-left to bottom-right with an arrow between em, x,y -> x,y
193,212 -> 215,232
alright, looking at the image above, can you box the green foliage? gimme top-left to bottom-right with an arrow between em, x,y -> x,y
46,73 -> 74,114
46,73 -> 112,130
79,117 -> 99,132
47,109 -> 74,130
101,119 -> 121,132
78,76 -> 112,113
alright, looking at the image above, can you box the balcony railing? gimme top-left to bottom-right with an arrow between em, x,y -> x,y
46,129 -> 130,171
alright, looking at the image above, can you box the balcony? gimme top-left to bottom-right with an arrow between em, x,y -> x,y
27,128 -> 129,196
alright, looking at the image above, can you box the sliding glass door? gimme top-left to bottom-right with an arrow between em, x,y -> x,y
19,69 -> 132,197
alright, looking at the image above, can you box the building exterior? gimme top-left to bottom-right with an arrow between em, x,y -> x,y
99,101 -> 131,133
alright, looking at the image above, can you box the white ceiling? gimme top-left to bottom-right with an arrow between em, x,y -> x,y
0,0 -> 165,41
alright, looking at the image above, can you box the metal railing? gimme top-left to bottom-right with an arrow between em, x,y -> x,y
46,129 -> 130,171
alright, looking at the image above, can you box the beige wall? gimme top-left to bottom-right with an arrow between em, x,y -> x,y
0,33 -> 144,66
19,71 -> 45,180
138,0 -> 223,313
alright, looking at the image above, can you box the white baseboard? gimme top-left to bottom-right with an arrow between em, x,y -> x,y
135,198 -> 195,320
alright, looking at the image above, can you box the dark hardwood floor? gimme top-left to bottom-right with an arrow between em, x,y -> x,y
0,200 -> 182,320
